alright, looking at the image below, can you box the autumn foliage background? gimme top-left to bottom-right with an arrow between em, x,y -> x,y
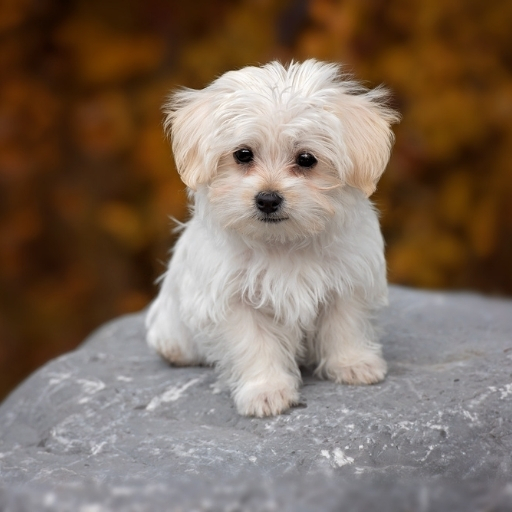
1,0 -> 511,400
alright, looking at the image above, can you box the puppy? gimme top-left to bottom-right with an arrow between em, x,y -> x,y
146,60 -> 399,417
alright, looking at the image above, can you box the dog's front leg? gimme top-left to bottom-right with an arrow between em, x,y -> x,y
314,295 -> 387,385
217,304 -> 301,417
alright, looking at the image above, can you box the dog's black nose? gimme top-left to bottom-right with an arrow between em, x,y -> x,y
255,191 -> 283,214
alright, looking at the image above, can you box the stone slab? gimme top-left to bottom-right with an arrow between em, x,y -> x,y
1,286 -> 512,510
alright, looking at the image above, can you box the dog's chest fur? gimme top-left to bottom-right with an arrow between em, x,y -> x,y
174,221 -> 342,333
239,245 -> 332,328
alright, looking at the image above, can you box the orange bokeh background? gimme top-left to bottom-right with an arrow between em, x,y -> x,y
1,0 -> 511,400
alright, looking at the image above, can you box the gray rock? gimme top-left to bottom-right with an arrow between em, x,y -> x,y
1,286 -> 512,510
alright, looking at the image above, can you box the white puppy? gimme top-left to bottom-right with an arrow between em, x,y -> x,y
146,60 -> 399,417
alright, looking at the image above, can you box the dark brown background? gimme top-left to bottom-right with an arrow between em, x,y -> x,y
1,0 -> 511,401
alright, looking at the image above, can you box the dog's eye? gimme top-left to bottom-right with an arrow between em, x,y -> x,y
234,148 -> 254,164
296,152 -> 317,168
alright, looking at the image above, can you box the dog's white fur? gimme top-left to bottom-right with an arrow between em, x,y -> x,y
146,60 -> 399,417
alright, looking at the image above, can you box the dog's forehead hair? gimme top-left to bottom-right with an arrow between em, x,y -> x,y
203,65 -> 352,164
228,87 -> 337,124
216,97 -> 341,164
217,59 -> 342,98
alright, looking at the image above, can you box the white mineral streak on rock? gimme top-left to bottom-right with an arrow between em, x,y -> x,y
333,448 -> 354,467
77,379 -> 106,404
50,427 -> 74,448
90,441 -> 107,455
484,384 -> 512,400
397,421 -> 414,431
499,383 -> 512,399
48,372 -> 71,386
146,378 -> 201,411
462,409 -> 479,423
321,448 -> 354,467
469,389 -> 493,409
116,376 -> 133,382
420,445 -> 435,463
404,379 -> 423,400
428,424 -> 449,433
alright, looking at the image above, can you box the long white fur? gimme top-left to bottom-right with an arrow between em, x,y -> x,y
146,60 -> 399,417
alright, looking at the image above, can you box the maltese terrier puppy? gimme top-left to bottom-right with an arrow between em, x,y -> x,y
146,60 -> 399,417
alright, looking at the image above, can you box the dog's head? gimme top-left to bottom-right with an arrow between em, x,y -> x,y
164,60 -> 399,242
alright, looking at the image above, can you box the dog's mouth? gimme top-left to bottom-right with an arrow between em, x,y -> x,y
259,216 -> 289,223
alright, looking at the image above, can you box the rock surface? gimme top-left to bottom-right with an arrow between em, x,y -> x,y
1,286 -> 512,510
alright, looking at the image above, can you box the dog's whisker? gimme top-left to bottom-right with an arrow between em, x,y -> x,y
316,183 -> 343,191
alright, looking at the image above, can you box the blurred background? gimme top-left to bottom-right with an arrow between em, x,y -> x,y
1,0 -> 511,401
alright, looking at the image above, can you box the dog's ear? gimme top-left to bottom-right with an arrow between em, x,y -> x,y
163,88 -> 216,190
335,88 -> 399,196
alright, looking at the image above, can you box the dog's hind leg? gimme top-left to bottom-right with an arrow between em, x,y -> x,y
145,292 -> 206,367
313,295 -> 387,385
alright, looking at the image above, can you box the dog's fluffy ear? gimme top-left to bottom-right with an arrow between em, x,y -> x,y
336,87 -> 399,197
163,88 -> 215,190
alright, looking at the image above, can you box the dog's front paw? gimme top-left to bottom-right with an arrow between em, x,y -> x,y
234,381 -> 300,417
323,350 -> 387,385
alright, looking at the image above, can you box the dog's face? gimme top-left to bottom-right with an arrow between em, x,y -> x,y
165,60 -> 399,242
